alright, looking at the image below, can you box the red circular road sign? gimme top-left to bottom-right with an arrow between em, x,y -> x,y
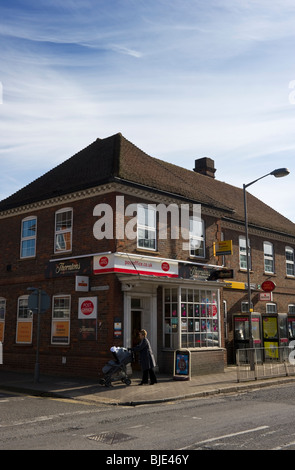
261,280 -> 276,292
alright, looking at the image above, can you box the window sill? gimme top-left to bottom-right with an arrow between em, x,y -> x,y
135,248 -> 159,255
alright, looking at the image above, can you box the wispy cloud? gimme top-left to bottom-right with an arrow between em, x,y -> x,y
1,0 -> 295,219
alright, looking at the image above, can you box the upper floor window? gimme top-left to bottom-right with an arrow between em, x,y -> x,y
55,208 -> 73,253
286,246 -> 295,276
189,218 -> 205,258
137,204 -> 156,250
239,235 -> 251,270
20,216 -> 37,258
263,241 -> 274,273
266,303 -> 277,314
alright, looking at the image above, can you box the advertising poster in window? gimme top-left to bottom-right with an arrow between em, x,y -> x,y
0,322 -> 4,342
51,321 -> 70,344
264,342 -> 279,359
16,321 -> 32,344
263,317 -> 278,339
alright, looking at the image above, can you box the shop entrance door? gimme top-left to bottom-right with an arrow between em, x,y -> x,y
131,309 -> 142,370
131,310 -> 141,348
124,292 -> 157,367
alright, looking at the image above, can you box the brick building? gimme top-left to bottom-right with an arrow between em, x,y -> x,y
0,133 -> 295,378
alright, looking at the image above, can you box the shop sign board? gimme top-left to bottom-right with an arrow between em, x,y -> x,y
45,257 -> 92,278
178,262 -> 215,280
259,292 -> 272,301
93,253 -> 178,277
214,240 -> 233,256
261,280 -> 276,292
78,297 -> 97,319
75,276 -> 89,292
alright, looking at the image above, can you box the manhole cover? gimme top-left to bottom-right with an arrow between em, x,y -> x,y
88,431 -> 134,445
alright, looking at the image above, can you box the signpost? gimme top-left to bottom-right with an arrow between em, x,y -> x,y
28,288 -> 51,383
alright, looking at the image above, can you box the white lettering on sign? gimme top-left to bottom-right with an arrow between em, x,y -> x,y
78,297 -> 97,319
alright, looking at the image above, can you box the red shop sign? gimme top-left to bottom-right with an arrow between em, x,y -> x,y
261,280 -> 276,292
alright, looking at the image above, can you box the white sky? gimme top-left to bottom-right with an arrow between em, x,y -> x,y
1,0 -> 295,221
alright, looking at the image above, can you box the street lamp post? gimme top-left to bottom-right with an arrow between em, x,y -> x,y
243,168 -> 290,350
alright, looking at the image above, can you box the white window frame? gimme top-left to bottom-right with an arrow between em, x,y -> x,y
239,235 -> 250,270
20,216 -> 37,258
137,204 -> 156,251
288,304 -> 295,314
266,303 -> 277,314
189,217 -> 205,258
54,208 -> 73,254
163,287 -> 220,349
263,241 -> 274,274
51,295 -> 71,345
286,246 -> 295,277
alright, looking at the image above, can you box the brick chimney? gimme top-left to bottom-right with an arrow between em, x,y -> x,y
193,157 -> 216,178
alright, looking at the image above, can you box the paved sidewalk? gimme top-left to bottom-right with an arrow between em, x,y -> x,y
1,366 -> 295,406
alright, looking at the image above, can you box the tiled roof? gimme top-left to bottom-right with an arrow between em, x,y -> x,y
0,132 -> 294,237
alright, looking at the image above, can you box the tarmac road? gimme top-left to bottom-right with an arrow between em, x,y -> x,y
1,382 -> 295,450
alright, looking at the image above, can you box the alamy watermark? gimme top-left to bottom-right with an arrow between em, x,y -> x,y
93,195 -> 202,252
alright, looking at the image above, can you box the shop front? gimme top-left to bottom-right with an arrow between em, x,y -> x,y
113,255 -> 226,377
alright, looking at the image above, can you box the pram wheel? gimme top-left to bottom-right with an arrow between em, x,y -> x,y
123,378 -> 131,386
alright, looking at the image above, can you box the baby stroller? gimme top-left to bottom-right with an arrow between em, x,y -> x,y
99,347 -> 134,387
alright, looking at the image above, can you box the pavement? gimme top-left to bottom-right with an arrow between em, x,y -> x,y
1,366 -> 295,406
